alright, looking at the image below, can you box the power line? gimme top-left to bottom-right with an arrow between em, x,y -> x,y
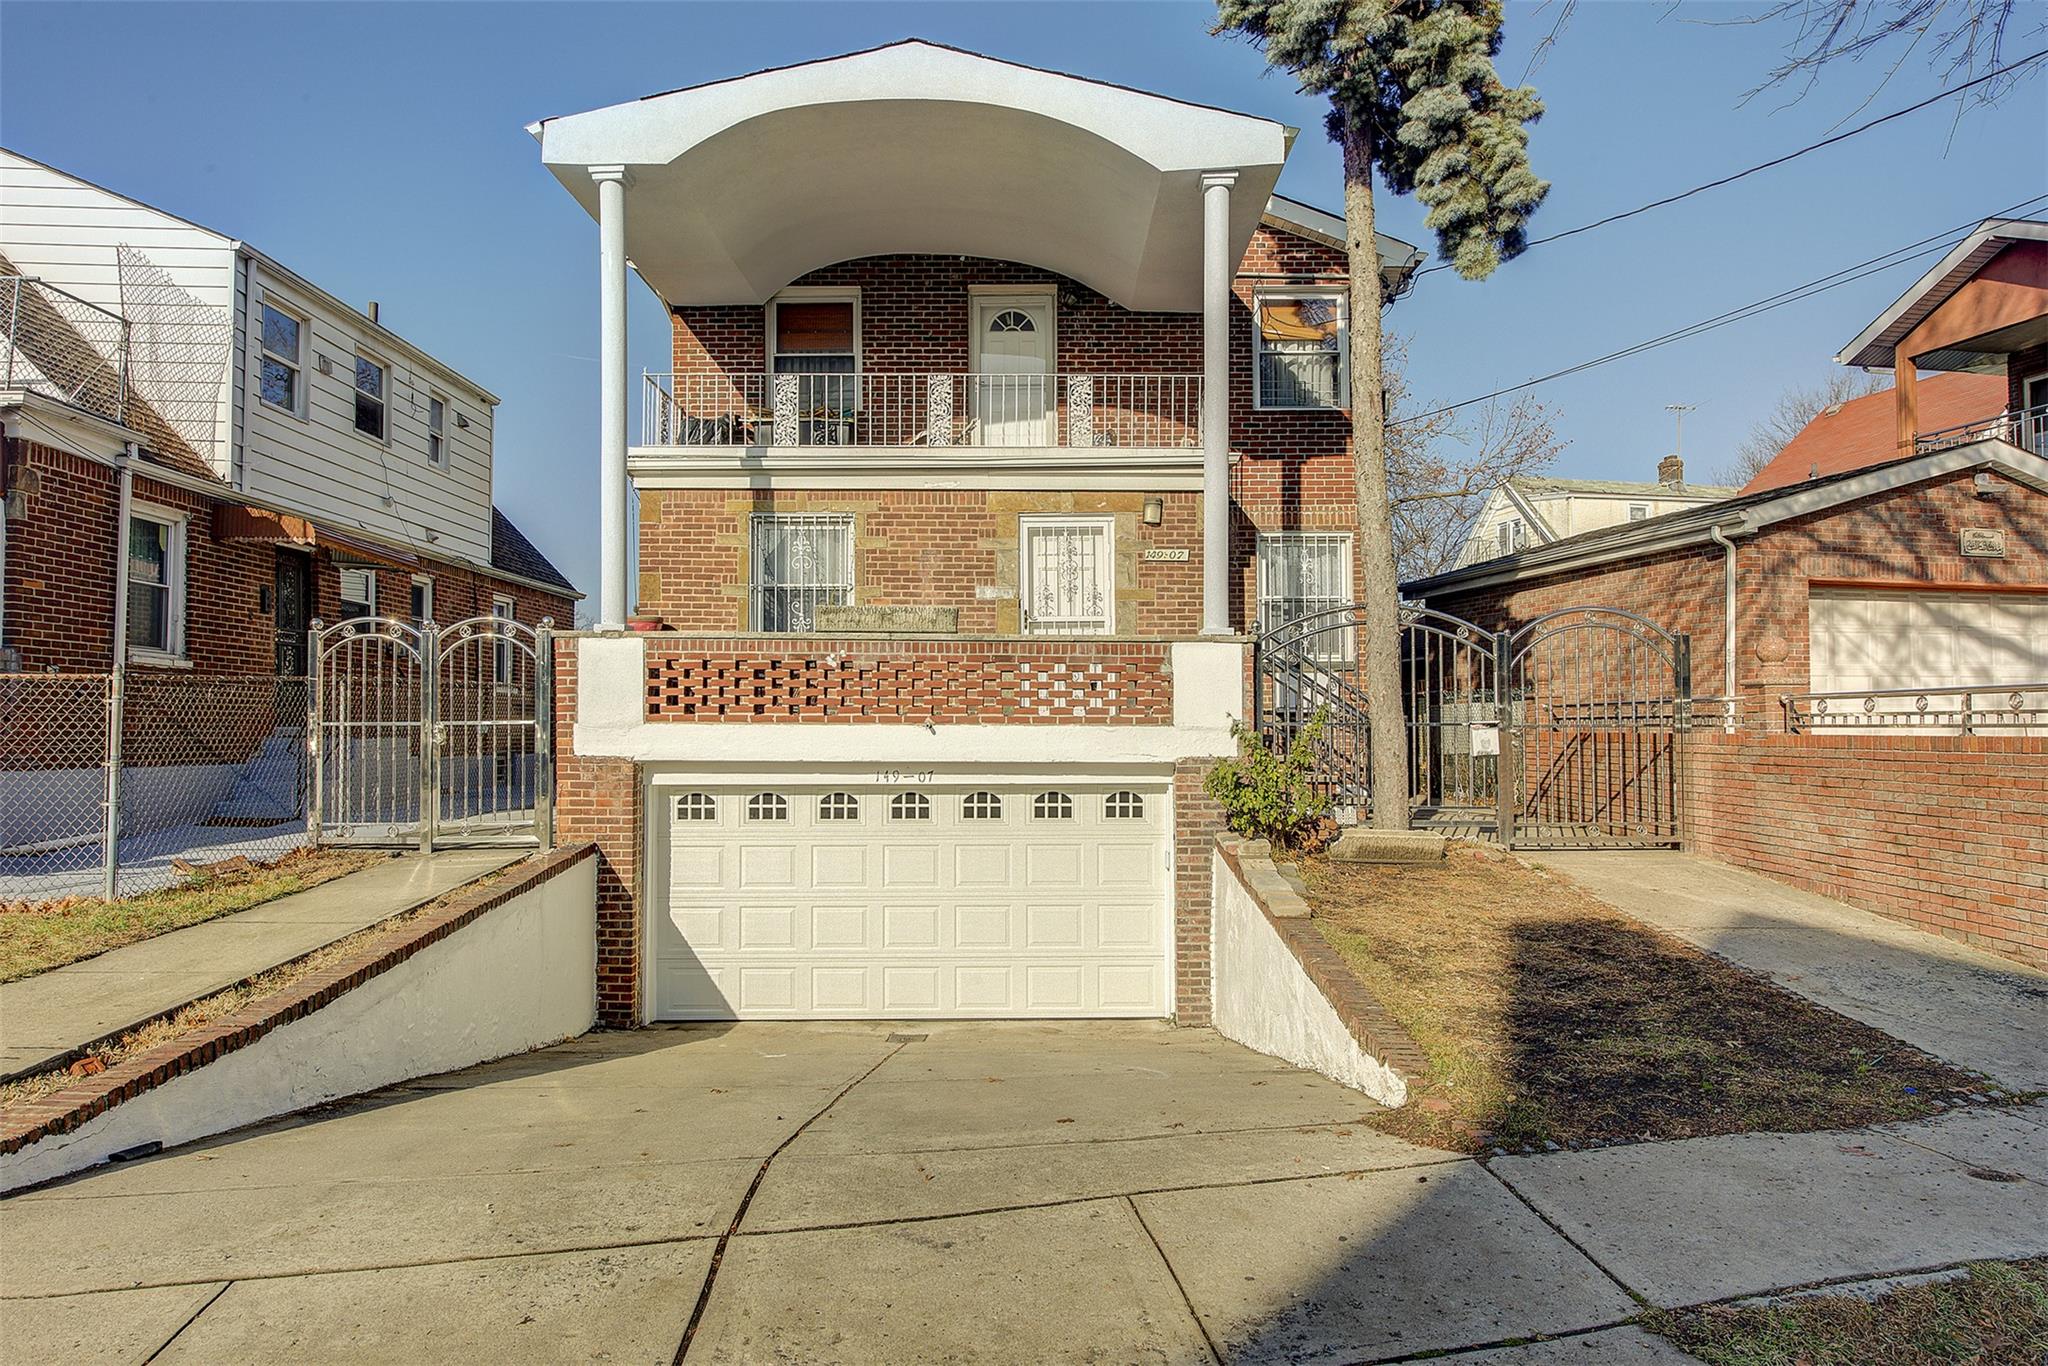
1412,48 -> 2048,280
1395,194 -> 2048,427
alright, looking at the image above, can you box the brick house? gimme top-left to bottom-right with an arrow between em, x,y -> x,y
1404,218 -> 2048,968
1,148 -> 580,680
1407,217 -> 2048,716
530,42 -> 1422,1025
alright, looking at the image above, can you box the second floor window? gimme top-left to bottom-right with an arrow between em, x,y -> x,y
427,395 -> 447,466
751,513 -> 853,632
354,355 -> 387,440
771,296 -> 857,429
259,304 -> 303,414
1255,293 -> 1346,411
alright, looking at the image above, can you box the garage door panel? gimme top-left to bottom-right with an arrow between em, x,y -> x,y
658,783 -> 1168,1020
1812,590 -> 2048,694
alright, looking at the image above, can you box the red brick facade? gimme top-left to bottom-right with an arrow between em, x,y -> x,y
1,437 -> 575,675
645,637 -> 1175,723
1684,730 -> 2047,969
641,226 -> 1364,633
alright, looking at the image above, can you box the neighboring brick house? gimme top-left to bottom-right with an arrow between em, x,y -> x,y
530,41 -> 1422,1026
1405,219 -> 2048,969
0,148 -> 580,681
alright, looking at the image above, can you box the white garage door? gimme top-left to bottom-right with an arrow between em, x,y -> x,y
1810,589 -> 2048,695
654,782 -> 1169,1020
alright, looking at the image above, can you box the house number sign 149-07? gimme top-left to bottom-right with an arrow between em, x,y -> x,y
1141,547 -> 1191,562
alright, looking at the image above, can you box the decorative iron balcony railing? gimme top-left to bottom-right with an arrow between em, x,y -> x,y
1,274 -> 131,427
641,371 -> 1201,449
1914,402 -> 2048,457
1782,681 -> 2048,734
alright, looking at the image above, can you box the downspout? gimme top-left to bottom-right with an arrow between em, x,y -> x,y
1707,524 -> 1739,732
105,442 -> 137,898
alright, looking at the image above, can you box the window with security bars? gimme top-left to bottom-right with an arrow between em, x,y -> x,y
1258,533 -> 1353,660
1255,293 -> 1346,410
1020,517 -> 1113,635
751,514 -> 854,632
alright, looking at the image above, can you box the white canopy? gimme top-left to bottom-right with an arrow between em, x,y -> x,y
531,40 -> 1294,312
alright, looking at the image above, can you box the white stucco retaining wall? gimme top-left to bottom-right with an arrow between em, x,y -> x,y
1211,849 -> 1408,1107
1,856 -> 597,1193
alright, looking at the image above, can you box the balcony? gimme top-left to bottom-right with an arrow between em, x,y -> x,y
1,274 -> 130,428
641,371 -> 1201,451
1914,402 -> 2048,457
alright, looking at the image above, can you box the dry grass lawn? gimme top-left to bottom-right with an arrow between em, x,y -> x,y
0,847 -> 385,983
1303,845 -> 1995,1153
1647,1259 -> 2048,1366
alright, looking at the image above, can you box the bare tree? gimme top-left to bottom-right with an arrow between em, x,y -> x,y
1713,370 -> 1887,487
1732,0 -> 2041,113
1383,337 -> 1566,580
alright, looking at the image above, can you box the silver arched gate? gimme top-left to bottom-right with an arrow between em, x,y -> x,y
310,615 -> 553,849
1500,608 -> 1689,848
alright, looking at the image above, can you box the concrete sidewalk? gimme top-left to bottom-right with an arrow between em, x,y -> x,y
1531,850 -> 2048,1091
0,849 -> 516,1080
3,1023 -> 2042,1363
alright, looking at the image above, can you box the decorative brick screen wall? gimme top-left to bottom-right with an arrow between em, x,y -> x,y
1684,729 -> 2048,970
644,638 -> 1175,724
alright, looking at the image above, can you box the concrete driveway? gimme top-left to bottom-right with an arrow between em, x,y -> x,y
0,1022 -> 1674,1365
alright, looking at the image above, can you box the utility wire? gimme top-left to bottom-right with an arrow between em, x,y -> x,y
1412,48 -> 2048,280
1394,193 -> 2048,427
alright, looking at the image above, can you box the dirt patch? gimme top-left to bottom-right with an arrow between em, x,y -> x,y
0,857 -> 528,1112
0,848 -> 387,983
1302,845 -> 1999,1154
1647,1259 -> 2048,1365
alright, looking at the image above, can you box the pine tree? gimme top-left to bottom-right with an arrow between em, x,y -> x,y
1215,0 -> 1547,829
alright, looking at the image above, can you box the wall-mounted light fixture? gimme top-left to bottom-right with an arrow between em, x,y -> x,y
1973,472 -> 2002,499
1141,497 -> 1165,527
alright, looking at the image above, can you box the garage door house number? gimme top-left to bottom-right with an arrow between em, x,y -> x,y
875,769 -> 934,784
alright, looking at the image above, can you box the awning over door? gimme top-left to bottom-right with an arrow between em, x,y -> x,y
216,505 -> 420,571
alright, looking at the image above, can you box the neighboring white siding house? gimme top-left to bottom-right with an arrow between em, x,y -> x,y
1455,466 -> 1735,568
0,147 -> 498,562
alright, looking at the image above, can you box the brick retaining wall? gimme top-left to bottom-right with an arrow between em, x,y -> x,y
1683,729 -> 2048,968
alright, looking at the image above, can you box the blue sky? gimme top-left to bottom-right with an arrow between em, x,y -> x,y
5,2 -> 2044,599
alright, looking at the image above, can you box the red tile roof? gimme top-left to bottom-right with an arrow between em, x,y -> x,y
1742,371 -> 2008,494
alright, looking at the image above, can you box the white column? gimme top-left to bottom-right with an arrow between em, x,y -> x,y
1200,171 -> 1236,637
593,165 -> 632,631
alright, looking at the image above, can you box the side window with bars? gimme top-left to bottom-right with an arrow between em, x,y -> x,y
751,513 -> 854,632
1257,532 -> 1353,661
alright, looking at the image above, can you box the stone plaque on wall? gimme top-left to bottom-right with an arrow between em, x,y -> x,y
812,604 -> 960,634
1960,528 -> 2006,558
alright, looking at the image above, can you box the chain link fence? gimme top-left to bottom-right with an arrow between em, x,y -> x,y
0,672 -> 310,905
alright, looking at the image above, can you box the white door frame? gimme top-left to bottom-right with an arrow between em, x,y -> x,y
1018,514 -> 1116,636
969,288 -> 1056,447
639,766 -> 1175,1023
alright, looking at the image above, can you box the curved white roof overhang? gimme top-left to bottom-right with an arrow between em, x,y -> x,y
532,41 -> 1293,312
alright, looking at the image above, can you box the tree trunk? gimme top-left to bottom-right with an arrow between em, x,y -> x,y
1340,114 -> 1411,831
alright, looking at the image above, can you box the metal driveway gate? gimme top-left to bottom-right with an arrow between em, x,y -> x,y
1255,603 -> 1690,847
310,615 -> 553,849
1499,608 -> 1688,849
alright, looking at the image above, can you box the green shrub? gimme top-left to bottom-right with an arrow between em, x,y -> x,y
1204,712 -> 1331,850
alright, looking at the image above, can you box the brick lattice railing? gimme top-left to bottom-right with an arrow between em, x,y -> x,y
644,637 -> 1176,724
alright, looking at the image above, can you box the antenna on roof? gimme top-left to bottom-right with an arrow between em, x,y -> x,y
1661,403 -> 1697,485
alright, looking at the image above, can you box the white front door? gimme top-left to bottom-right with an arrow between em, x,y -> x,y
1020,516 -> 1114,636
653,781 -> 1169,1019
972,295 -> 1054,446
